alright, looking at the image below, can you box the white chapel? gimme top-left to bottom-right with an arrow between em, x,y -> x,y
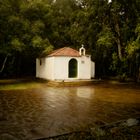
36,46 -> 95,81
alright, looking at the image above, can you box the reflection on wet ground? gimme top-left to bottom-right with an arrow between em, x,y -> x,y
0,84 -> 140,139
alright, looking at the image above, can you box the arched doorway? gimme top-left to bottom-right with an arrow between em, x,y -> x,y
68,58 -> 78,78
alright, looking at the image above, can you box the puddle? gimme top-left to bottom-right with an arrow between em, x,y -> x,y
0,84 -> 140,139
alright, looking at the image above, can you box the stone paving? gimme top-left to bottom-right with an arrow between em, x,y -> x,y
0,84 -> 140,140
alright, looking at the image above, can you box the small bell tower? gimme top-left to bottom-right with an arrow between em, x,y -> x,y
79,44 -> 86,56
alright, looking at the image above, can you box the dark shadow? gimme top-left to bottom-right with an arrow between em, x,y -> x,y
68,59 -> 78,78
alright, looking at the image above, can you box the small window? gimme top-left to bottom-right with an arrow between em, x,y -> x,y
81,60 -> 85,64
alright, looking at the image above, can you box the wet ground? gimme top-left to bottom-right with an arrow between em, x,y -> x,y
0,83 -> 140,140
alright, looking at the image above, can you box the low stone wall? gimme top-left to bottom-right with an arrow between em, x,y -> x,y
46,79 -> 102,87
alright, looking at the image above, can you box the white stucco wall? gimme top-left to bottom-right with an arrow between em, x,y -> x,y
78,55 -> 91,79
36,55 -> 95,80
36,58 -> 45,78
52,55 -> 92,80
91,61 -> 95,78
36,57 -> 54,80
53,57 -> 70,80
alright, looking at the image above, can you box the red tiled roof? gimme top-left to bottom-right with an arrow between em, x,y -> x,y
48,47 -> 80,57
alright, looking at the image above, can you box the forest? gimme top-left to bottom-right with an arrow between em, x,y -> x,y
0,0 -> 140,81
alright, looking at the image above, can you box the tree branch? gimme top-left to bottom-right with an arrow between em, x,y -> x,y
0,54 -> 9,73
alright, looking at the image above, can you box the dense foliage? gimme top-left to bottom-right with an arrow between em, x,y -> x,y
0,0 -> 140,81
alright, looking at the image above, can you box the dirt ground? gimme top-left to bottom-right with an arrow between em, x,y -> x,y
0,79 -> 140,139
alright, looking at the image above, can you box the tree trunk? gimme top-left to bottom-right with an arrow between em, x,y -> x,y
0,55 -> 9,73
115,22 -> 123,61
116,37 -> 122,61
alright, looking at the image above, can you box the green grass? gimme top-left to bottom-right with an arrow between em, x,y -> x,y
0,79 -> 45,90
